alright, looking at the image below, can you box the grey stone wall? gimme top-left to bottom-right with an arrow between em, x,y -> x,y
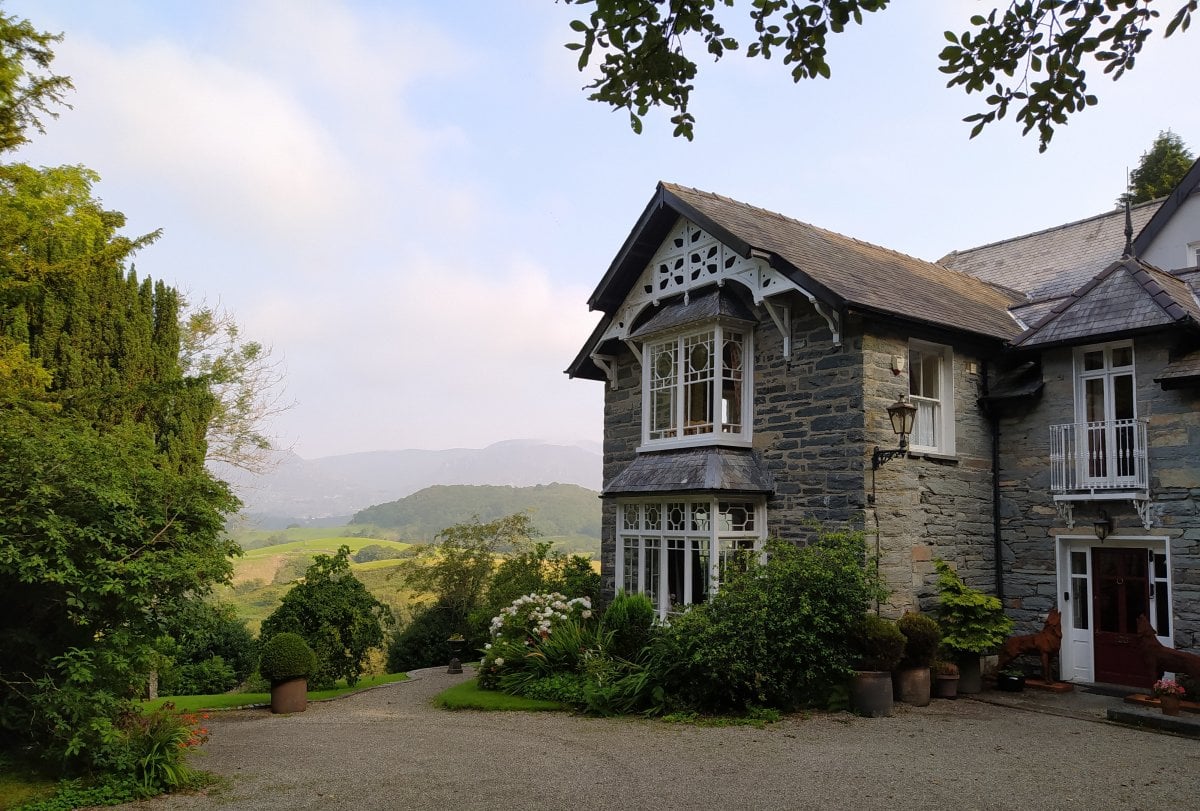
996,335 -> 1200,651
862,325 -> 997,617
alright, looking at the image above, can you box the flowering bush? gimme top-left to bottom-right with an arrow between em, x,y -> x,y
478,593 -> 593,689
1152,678 -> 1186,698
125,702 -> 211,791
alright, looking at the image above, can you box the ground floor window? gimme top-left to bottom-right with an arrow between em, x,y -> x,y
615,497 -> 765,615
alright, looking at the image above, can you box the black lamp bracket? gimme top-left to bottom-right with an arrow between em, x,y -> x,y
872,446 -> 908,470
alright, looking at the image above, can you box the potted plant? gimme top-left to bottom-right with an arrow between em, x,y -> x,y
259,632 -> 318,714
934,559 -> 1013,694
894,612 -> 941,707
933,660 -> 960,699
1153,678 -> 1186,716
996,667 -> 1026,692
848,614 -> 905,718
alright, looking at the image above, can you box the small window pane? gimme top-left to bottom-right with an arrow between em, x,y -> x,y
622,504 -> 639,531
666,503 -> 685,531
1071,576 -> 1089,630
645,504 -> 661,531
690,503 -> 709,532
1071,550 -> 1088,576
1111,346 -> 1133,368
622,538 -> 638,594
644,538 -> 660,607
1083,350 -> 1104,371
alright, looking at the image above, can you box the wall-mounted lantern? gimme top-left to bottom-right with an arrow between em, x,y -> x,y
1093,509 -> 1112,542
872,394 -> 918,470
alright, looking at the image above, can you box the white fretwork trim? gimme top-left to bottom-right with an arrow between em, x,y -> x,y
1132,498 -> 1154,530
1056,501 -> 1075,529
595,218 -> 841,357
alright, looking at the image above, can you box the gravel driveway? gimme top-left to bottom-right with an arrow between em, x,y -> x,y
124,668 -> 1200,811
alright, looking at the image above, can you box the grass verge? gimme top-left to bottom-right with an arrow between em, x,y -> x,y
0,763 -> 56,810
143,671 -> 410,712
433,678 -> 570,712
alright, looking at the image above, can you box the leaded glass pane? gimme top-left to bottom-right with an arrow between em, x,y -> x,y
622,537 -> 638,594
691,503 -> 710,532
718,502 -> 754,532
722,332 -> 743,434
644,538 -> 661,607
649,340 -> 677,440
623,504 -> 639,531
667,502 -> 685,531
645,503 -> 661,530
683,332 -> 714,435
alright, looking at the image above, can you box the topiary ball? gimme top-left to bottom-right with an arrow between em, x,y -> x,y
897,611 -> 942,669
259,632 -> 318,684
851,614 -> 906,672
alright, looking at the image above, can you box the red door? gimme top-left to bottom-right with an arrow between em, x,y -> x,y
1092,548 -> 1154,688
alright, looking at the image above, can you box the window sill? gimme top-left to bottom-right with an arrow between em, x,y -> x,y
909,450 -> 958,464
637,436 -> 753,454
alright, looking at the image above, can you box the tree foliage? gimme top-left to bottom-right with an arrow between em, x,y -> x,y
1119,130 -> 1194,205
156,599 -> 258,696
0,7 -> 243,777
260,546 -> 395,689
563,0 -> 1196,150
181,305 -> 290,473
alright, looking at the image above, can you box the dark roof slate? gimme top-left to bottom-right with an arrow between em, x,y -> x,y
1015,258 -> 1200,348
939,202 -> 1159,300
603,447 -> 775,497
630,286 -> 757,339
588,183 -> 1023,342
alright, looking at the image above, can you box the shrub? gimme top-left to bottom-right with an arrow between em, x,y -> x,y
258,633 -> 317,683
478,593 -> 593,690
352,544 -> 409,563
124,702 -> 210,792
849,614 -> 905,671
386,601 -> 471,674
260,546 -> 394,688
934,559 -> 1013,656
649,530 -> 879,713
897,612 -> 941,668
600,592 -> 657,661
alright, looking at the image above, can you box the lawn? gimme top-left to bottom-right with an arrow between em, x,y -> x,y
238,537 -> 413,559
143,672 -> 410,712
433,678 -> 570,712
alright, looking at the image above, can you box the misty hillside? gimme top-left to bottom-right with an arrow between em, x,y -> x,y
351,483 -> 601,542
214,439 -> 602,528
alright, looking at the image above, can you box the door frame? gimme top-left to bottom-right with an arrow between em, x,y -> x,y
1055,533 -> 1172,684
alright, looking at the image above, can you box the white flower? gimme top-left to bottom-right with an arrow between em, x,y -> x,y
582,610 -> 592,619
494,657 -> 505,666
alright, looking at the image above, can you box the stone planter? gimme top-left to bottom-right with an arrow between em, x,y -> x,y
894,666 -> 931,707
1159,694 -> 1182,717
270,677 -> 308,714
851,671 -> 894,718
934,674 -> 960,700
956,656 -> 982,694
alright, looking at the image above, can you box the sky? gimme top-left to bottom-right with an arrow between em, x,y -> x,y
8,0 -> 1199,459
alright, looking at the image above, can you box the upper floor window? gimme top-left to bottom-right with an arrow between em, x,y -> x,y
643,324 -> 751,447
1188,240 -> 1200,268
908,340 -> 955,455
1075,341 -> 1138,483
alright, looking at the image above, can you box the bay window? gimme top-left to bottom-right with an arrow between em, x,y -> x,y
644,324 -> 750,446
616,497 -> 765,616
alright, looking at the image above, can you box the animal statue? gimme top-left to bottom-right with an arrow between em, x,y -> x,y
1135,614 -> 1200,682
997,609 -> 1062,683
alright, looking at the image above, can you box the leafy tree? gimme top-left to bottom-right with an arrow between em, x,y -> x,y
0,7 -> 242,777
156,599 -> 258,696
181,305 -> 291,473
563,0 -> 1195,150
260,546 -> 395,688
1119,130 -> 1194,205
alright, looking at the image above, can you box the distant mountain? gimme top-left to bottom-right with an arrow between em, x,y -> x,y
352,483 -> 601,542
212,439 -> 602,528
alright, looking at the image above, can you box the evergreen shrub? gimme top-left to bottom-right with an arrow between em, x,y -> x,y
897,612 -> 942,668
849,614 -> 905,672
258,633 -> 317,684
934,559 -> 1013,656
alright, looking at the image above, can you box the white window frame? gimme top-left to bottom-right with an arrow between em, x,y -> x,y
1072,340 -> 1138,488
614,497 -> 765,617
639,322 -> 753,450
1187,240 -> 1200,268
907,340 -> 955,455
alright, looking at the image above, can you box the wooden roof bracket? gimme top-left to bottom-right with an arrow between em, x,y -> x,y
761,298 -> 791,360
622,339 -> 643,366
591,353 -> 618,390
812,300 -> 842,348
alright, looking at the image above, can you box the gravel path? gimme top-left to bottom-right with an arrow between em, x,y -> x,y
124,669 -> 1200,811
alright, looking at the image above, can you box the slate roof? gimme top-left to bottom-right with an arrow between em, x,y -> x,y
588,183 -> 1024,341
602,447 -> 775,496
1155,349 -> 1200,388
1014,258 -> 1200,348
939,202 -> 1159,300
979,360 -> 1044,402
630,286 -> 757,339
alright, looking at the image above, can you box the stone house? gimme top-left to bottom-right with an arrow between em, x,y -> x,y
567,165 -> 1200,688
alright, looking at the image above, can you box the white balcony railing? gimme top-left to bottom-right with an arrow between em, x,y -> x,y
1050,418 -> 1149,493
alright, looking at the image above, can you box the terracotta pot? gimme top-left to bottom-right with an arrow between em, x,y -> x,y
851,671 -> 894,718
934,674 -> 960,700
1159,694 -> 1182,717
894,666 -> 932,706
271,677 -> 308,714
